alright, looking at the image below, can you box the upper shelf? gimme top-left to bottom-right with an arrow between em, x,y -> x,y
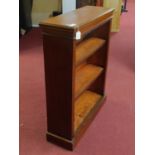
40,6 -> 114,34
76,37 -> 105,66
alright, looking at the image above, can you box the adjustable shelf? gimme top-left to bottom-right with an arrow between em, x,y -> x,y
40,6 -> 114,150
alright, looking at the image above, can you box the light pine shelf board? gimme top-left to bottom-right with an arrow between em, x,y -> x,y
75,64 -> 103,98
74,90 -> 102,132
76,38 -> 105,66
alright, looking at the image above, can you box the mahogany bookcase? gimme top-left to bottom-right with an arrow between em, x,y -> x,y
40,6 -> 114,150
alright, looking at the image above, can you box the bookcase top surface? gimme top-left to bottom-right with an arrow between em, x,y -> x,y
40,6 -> 114,30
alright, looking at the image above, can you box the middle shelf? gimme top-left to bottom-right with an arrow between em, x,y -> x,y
75,64 -> 103,99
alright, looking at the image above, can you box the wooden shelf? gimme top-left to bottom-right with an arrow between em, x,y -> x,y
75,64 -> 103,98
74,90 -> 102,132
76,38 -> 105,66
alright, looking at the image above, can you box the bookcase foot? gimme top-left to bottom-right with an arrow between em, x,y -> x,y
46,132 -> 74,150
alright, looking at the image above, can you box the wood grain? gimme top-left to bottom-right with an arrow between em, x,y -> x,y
42,34 -> 74,139
75,64 -> 103,98
40,6 -> 114,38
74,90 -> 102,132
40,6 -> 114,29
76,38 -> 105,66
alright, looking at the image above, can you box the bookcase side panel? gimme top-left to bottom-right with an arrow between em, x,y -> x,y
42,34 -> 74,139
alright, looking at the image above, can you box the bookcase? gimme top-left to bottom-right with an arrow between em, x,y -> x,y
40,6 -> 114,150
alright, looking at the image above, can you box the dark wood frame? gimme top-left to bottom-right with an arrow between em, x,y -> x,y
40,6 -> 114,150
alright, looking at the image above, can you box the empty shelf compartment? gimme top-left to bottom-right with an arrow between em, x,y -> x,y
76,38 -> 105,66
75,64 -> 103,98
74,90 -> 102,132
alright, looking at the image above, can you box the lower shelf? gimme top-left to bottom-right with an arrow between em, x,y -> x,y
74,90 -> 102,132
